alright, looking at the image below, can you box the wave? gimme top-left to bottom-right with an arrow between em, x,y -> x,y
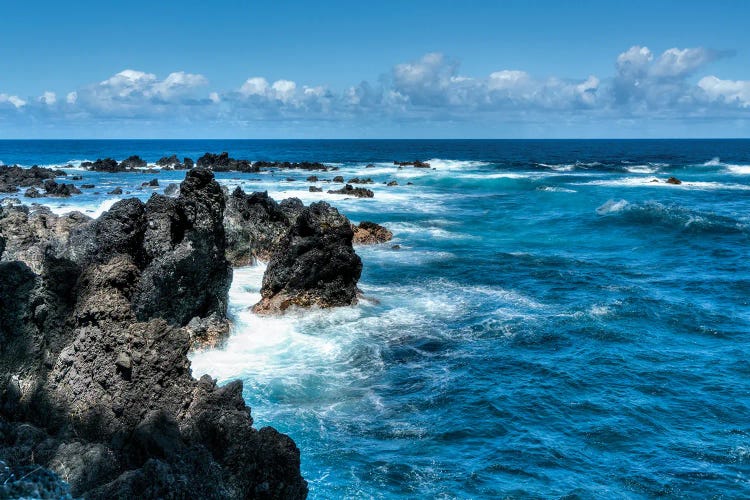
696,157 -> 750,175
577,177 -> 750,191
595,199 -> 747,234
537,186 -> 577,193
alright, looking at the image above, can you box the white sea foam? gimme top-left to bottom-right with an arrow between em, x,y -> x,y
577,177 -> 750,191
596,199 -> 630,215
624,164 -> 658,174
537,186 -> 577,193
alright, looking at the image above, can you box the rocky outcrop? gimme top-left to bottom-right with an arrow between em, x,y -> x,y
43,180 -> 82,197
253,201 -> 362,314
0,165 -> 67,193
0,169 -> 307,498
347,177 -> 373,184
666,176 -> 682,185
394,160 -> 430,168
352,221 -> 393,245
197,152 -> 258,173
253,161 -> 329,171
119,155 -> 147,170
156,155 -> 181,169
327,184 -> 374,198
223,189 -> 294,266
81,158 -> 121,172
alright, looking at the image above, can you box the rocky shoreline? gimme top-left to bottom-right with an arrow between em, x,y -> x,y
0,167 -> 394,498
0,153 -> 432,201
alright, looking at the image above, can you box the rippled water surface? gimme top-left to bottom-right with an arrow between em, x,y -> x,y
2,140 -> 750,498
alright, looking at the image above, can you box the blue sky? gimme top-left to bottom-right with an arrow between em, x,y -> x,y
1,0 -> 749,138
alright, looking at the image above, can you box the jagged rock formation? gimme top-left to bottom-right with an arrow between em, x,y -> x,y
0,169 -> 307,499
119,155 -> 147,170
352,221 -> 393,245
253,201 -> 362,314
197,152 -> 259,173
327,184 -> 374,198
223,189 -> 294,266
0,165 -> 68,193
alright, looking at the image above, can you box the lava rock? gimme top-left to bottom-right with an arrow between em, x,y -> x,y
253,201 -> 362,314
196,152 -> 258,173
387,180 -> 398,186
156,155 -> 182,169
81,158 -> 121,173
119,155 -> 147,170
223,188 -> 293,265
108,187 -> 123,195
43,180 -> 82,197
0,165 -> 67,193
351,221 -> 393,245
309,186 -> 322,193
327,184 -> 374,198
332,176 -> 344,183
666,176 -> 682,185
394,160 -> 430,168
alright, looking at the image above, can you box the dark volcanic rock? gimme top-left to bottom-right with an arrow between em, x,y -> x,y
253,161 -> 329,171
394,160 -> 430,168
119,155 -> 147,170
348,177 -> 374,184
327,184 -> 374,198
81,184 -> 95,189
24,187 -> 41,198
253,201 -> 362,314
82,158 -> 121,173
0,165 -> 67,193
223,188 -> 293,265
43,180 -> 82,197
309,186 -> 322,192
108,187 -> 123,195
183,157 -> 194,169
387,180 -> 398,186
332,176 -> 344,183
666,176 -> 682,185
141,179 -> 159,187
352,221 -> 393,245
156,155 -> 182,169
306,176 -> 319,182
197,152 -> 258,173
0,169 -> 307,498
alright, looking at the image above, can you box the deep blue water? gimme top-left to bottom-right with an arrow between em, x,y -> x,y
2,140 -> 750,498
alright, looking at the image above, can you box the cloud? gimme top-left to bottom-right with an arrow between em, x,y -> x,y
698,76 -> 750,108
0,45 -> 746,137
39,91 -> 56,105
0,93 -> 26,108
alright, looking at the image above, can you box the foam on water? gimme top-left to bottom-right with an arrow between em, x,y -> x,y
577,177 -> 750,190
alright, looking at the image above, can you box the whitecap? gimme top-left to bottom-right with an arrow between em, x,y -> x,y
577,177 -> 750,191
596,199 -> 630,215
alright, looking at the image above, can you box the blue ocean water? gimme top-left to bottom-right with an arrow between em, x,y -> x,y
2,139 -> 750,498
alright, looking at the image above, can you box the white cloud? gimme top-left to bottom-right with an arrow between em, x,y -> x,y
66,91 -> 78,104
240,77 -> 269,96
698,76 -> 750,107
271,79 -> 296,103
651,48 -> 718,78
209,91 -> 220,103
0,94 -> 26,108
40,91 -> 56,105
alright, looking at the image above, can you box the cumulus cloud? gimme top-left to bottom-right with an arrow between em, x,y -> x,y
0,93 -> 26,108
698,76 -> 750,107
39,91 -> 56,105
0,45 -> 745,135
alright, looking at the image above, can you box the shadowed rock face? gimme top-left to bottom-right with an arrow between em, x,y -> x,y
0,169 -> 307,499
0,165 -> 68,193
224,189 -> 295,266
253,201 -> 362,314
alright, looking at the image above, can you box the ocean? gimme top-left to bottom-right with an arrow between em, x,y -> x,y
2,139 -> 749,498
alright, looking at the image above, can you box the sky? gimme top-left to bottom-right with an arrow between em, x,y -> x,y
0,0 -> 748,138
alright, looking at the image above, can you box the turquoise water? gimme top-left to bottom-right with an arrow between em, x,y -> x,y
2,140 -> 750,498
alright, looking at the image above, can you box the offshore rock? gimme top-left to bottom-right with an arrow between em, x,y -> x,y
327,184 -> 374,198
81,158 -> 121,173
44,180 -> 82,197
119,155 -> 147,170
197,152 -> 259,173
0,169 -> 307,498
352,221 -> 393,245
253,201 -> 362,314
0,165 -> 67,193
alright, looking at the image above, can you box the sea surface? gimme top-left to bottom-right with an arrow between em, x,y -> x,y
2,139 -> 750,498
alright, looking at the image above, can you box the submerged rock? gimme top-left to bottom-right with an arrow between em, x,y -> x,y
352,221 -> 393,245
108,187 -> 123,195
0,169 -> 307,498
253,201 -> 362,314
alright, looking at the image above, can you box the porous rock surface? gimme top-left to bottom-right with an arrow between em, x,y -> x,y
0,169 -> 307,499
